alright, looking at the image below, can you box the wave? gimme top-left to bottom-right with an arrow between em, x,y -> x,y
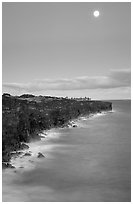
8,130 -> 61,172
5,110 -> 114,172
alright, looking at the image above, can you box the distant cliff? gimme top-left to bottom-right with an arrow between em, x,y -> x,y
2,94 -> 112,165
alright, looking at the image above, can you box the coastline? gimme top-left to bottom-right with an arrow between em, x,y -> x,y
2,94 -> 112,167
3,101 -> 131,202
3,119 -> 78,171
3,110 -> 113,171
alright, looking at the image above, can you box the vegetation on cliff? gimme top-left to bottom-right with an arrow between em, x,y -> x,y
2,94 -> 112,165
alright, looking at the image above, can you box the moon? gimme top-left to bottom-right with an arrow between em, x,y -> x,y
93,10 -> 100,18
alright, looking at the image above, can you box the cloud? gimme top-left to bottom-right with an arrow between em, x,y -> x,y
3,69 -> 131,93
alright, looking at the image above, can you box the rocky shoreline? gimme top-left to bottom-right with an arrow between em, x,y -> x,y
2,94 -> 112,169
2,118 -> 79,170
2,110 -> 113,170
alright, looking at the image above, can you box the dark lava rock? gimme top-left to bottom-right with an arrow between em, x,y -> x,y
11,151 -> 23,157
2,162 -> 15,169
72,124 -> 77,128
24,152 -> 31,156
18,151 -> 23,154
21,143 -> 29,150
37,152 -> 45,158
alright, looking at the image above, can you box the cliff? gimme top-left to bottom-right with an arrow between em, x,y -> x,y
2,94 -> 112,165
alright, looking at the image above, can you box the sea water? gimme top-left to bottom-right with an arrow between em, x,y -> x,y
2,100 -> 131,202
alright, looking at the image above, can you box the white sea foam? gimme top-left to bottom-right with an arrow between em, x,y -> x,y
9,129 -> 61,171
7,110 -> 113,171
88,110 -> 114,119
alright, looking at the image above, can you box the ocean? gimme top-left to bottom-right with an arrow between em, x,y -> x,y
2,100 -> 131,202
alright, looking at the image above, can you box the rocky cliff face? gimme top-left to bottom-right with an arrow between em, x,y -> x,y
2,94 -> 112,165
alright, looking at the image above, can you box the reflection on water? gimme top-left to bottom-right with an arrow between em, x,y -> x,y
2,100 -> 131,202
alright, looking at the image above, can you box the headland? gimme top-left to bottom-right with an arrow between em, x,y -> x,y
2,93 -> 112,168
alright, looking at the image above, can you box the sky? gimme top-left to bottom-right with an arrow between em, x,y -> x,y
2,2 -> 131,99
